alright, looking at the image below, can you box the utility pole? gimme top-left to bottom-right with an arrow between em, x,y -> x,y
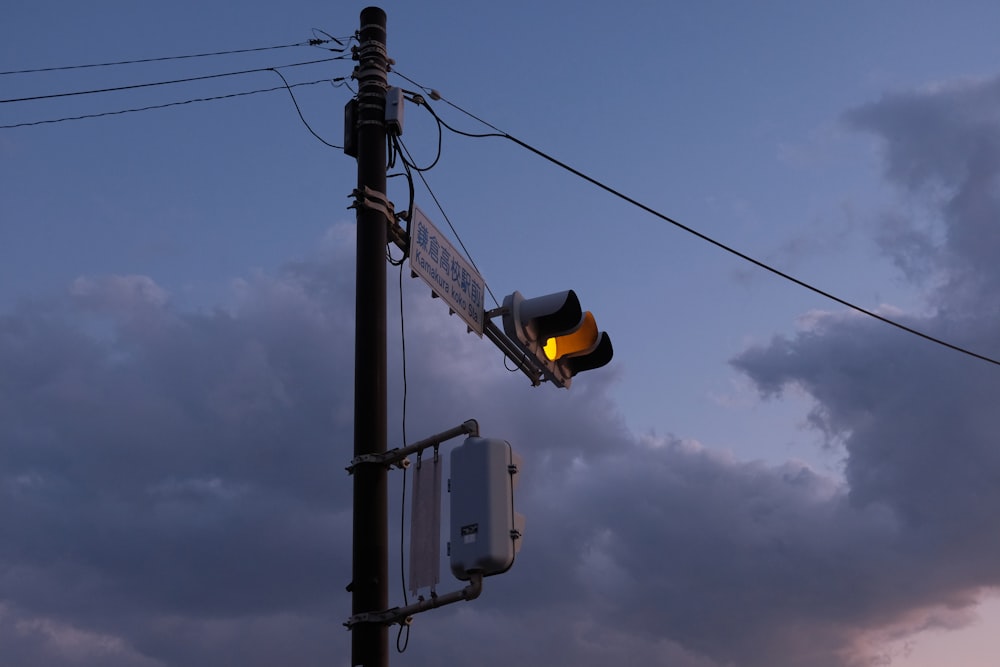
342,8 -> 610,665
351,6 -> 389,667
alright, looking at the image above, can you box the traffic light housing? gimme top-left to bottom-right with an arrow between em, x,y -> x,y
502,290 -> 613,388
449,437 -> 524,580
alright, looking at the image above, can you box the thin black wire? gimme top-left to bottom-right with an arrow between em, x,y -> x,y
386,133 -> 398,170
0,39 -> 340,76
393,93 -> 443,172
386,170 -> 415,263
410,91 -> 1000,369
0,56 -> 344,104
311,28 -> 356,53
311,29 -> 344,47
394,70 -> 505,134
0,79 -> 330,129
399,263 -> 410,448
396,260 -> 411,654
393,130 -> 510,371
394,136 -> 501,310
268,68 -> 344,149
389,137 -> 419,245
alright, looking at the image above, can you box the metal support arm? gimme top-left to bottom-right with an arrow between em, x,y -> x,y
483,317 -> 543,387
345,572 -> 483,629
346,419 -> 480,473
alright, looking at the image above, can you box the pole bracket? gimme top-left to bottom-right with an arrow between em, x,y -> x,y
344,572 -> 483,629
349,186 -> 394,223
345,419 -> 480,474
348,187 -> 408,253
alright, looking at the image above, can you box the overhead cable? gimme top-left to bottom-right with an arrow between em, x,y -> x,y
394,135 -> 500,309
0,79 -> 331,129
268,68 -> 344,149
0,38 -> 343,77
394,73 -> 1000,368
0,56 -> 345,104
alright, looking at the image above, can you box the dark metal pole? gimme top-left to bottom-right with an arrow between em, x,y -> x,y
352,6 -> 389,667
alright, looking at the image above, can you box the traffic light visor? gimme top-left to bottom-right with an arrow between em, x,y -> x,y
543,311 -> 600,360
563,331 -> 613,376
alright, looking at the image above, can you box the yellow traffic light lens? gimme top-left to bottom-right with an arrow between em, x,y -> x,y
542,312 -> 599,361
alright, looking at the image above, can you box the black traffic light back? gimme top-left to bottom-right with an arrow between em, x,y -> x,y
502,290 -> 613,388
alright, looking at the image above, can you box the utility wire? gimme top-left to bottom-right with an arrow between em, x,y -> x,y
268,68 -> 344,149
0,79 -> 330,129
0,38 -> 342,76
397,77 -> 1000,368
394,70 -> 504,134
396,260 -> 411,654
0,56 -> 345,104
395,135 -> 501,309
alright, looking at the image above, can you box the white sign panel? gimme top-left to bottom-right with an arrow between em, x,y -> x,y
409,206 -> 485,336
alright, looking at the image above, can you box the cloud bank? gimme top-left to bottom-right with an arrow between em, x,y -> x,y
5,74 -> 1000,667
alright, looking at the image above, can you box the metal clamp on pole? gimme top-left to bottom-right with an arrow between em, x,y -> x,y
346,419 -> 479,474
348,186 -> 395,223
348,187 -> 407,253
345,572 -> 483,629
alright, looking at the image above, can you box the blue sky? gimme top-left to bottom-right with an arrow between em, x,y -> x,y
4,2 -> 1000,666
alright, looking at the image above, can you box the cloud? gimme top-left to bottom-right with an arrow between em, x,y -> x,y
0,602 -> 162,667
70,275 -> 170,312
844,74 -> 1000,312
0,233 -> 946,667
6,73 -> 1000,667
0,215 -> 985,667
0,248 -> 359,665
725,73 -> 1000,662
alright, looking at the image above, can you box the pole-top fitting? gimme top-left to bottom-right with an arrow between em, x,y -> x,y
361,6 -> 387,21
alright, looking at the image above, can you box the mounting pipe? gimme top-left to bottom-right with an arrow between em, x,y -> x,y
347,419 -> 479,473
345,571 -> 484,628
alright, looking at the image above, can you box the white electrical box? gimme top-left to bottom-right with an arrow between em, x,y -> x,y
385,87 -> 404,135
449,437 -> 522,580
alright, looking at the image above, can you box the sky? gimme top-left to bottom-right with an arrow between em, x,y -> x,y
3,1 -> 1000,665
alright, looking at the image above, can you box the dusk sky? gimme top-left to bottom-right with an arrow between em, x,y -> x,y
4,2 -> 1000,666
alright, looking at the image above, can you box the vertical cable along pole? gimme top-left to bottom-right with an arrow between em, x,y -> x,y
351,6 -> 389,667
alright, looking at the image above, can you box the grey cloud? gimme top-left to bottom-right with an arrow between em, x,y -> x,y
843,77 -> 1000,194
734,310 -> 1000,552
872,211 -> 940,284
722,73 -> 1000,665
4,247 -> 898,667
0,239 -> 969,667
845,75 -> 1000,309
10,72 -> 1000,667
0,262 -> 357,652
514,438 -> 906,667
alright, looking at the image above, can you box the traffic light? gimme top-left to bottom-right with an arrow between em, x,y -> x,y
501,290 -> 613,388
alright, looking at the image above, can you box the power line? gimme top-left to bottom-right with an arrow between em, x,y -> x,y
0,38 -> 344,76
268,68 -> 344,149
0,79 -> 332,129
394,135 -> 501,309
396,79 -> 1000,368
0,56 -> 345,104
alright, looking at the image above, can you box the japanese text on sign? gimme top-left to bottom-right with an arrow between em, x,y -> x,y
409,206 -> 485,336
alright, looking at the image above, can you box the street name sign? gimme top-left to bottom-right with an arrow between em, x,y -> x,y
409,206 -> 485,336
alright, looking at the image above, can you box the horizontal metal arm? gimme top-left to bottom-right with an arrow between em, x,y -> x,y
483,319 -> 543,386
344,572 -> 483,628
346,419 -> 480,473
